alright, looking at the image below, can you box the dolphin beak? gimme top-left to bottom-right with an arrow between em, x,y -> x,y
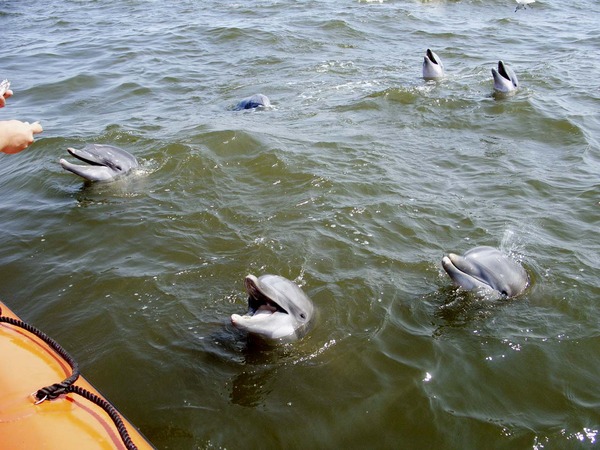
59,158 -> 116,182
443,253 -> 477,276
442,253 -> 476,282
66,147 -> 105,166
60,147 -> 118,182
442,254 -> 458,271
442,253 -> 493,293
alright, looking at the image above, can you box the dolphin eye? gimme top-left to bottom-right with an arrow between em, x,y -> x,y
300,313 -> 306,319
501,290 -> 508,296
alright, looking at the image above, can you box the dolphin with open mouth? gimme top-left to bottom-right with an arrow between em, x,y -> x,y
491,60 -> 519,94
60,144 -> 139,182
422,49 -> 445,80
231,274 -> 315,342
442,246 -> 529,298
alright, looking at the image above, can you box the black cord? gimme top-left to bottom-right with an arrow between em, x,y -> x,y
1,307 -> 139,450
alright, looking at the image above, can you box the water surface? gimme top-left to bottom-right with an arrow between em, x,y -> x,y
1,0 -> 599,448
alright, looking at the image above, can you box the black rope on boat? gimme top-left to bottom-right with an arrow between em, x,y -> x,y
0,306 -> 139,450
67,384 -> 138,450
0,309 -> 80,400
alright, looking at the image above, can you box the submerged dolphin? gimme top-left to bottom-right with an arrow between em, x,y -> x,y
491,60 -> 518,94
442,246 -> 529,297
515,0 -> 535,12
231,274 -> 315,341
60,144 -> 139,182
422,49 -> 445,80
234,94 -> 271,111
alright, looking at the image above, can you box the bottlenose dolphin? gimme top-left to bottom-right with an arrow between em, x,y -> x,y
491,60 -> 518,94
442,246 -> 529,297
234,94 -> 271,111
231,274 -> 315,341
60,144 -> 139,182
422,49 -> 445,80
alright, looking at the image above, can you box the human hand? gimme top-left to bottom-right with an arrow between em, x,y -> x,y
0,80 -> 12,108
0,90 -> 13,108
0,120 -> 43,154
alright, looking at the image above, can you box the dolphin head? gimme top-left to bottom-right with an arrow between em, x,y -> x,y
60,144 -> 139,182
442,246 -> 529,297
491,60 -> 518,94
231,274 -> 314,341
422,49 -> 445,80
234,94 -> 271,111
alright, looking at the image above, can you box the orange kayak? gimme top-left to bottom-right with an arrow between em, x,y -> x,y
0,300 -> 154,449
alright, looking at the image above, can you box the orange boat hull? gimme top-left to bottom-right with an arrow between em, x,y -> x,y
0,301 -> 154,449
